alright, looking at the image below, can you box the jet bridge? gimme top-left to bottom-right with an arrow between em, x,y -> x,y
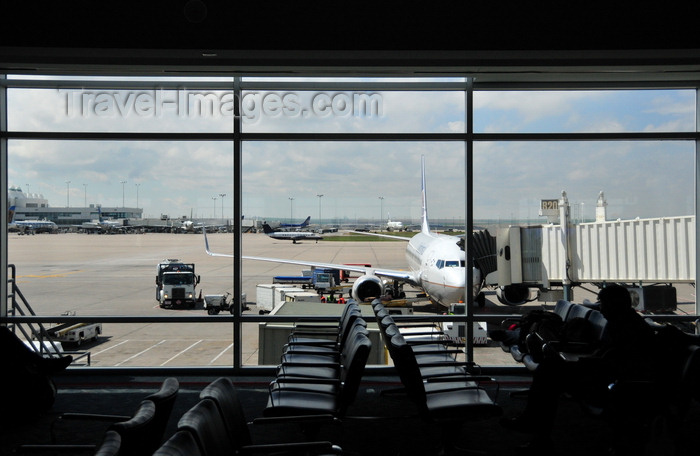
496,215 -> 695,312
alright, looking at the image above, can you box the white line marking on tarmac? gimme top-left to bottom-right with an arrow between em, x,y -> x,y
209,343 -> 234,364
115,340 -> 167,366
91,339 -> 130,357
160,340 -> 203,366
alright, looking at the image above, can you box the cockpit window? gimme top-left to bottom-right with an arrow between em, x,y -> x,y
445,260 -> 460,267
436,260 -> 444,269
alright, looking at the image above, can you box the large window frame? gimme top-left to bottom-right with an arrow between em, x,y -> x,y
2,75 -> 699,375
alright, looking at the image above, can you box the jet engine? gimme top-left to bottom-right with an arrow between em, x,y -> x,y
496,284 -> 531,306
351,274 -> 385,302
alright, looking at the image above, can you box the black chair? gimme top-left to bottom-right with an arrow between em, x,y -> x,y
93,430 -> 121,456
277,319 -> 368,373
54,377 -> 179,455
388,333 -> 502,452
264,330 -> 372,418
288,300 -> 359,340
283,305 -> 364,356
17,400 -> 155,455
179,397 -> 343,456
199,377 -> 341,453
152,430 -> 203,456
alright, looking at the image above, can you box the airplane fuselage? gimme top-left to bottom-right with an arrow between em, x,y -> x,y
268,231 -> 323,242
406,231 -> 467,306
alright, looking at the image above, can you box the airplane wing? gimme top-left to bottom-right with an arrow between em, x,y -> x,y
203,229 -> 417,285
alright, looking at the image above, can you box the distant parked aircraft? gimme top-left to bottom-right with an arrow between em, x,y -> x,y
79,207 -> 127,233
8,206 -> 58,233
261,223 -> 323,243
279,216 -> 311,230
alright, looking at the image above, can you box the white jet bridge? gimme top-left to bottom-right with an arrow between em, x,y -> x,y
495,192 -> 695,313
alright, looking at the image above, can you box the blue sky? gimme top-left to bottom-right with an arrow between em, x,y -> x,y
6,81 -> 696,223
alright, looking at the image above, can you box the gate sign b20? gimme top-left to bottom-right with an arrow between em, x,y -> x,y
540,199 -> 559,216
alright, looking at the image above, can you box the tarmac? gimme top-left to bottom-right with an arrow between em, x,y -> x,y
7,231 -> 698,369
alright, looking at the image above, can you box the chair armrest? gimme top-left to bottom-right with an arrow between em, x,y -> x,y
285,340 -> 337,347
58,412 -> 132,422
15,444 -> 97,453
252,414 -> 339,426
426,375 -> 495,383
271,377 -> 341,386
239,442 -> 343,455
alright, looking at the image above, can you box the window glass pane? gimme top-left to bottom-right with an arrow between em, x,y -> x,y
474,141 -> 696,320
8,87 -> 234,133
8,140 -> 234,313
241,91 -> 465,133
241,142 -> 465,365
474,90 -> 695,133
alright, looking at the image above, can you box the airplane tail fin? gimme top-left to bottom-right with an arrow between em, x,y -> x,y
262,223 -> 274,234
420,155 -> 431,235
8,205 -> 15,224
301,216 -> 311,227
98,206 -> 103,222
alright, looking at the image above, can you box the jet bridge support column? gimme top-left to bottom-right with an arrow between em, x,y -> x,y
559,191 -> 573,301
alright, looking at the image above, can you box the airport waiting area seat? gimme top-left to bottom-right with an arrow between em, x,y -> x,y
498,300 -> 602,368
264,326 -> 372,418
371,299 -> 502,451
17,399 -> 156,455
174,384 -> 343,456
152,430 -> 203,456
17,377 -> 179,456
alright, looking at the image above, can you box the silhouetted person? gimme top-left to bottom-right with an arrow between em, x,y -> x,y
0,326 -> 72,421
500,285 -> 659,454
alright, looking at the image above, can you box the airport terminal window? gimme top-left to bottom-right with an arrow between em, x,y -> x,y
474,89 -> 696,133
2,75 -> 698,372
241,88 -> 465,134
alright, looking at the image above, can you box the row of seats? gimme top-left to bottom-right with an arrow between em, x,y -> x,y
21,375 -> 347,456
262,300 -> 373,419
370,299 -> 502,451
17,377 -> 180,456
500,300 -> 700,426
501,300 -> 607,370
155,377 -> 343,456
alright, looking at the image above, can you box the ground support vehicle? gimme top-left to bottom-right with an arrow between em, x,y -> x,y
47,322 -> 102,346
156,259 -> 201,308
204,292 -> 248,314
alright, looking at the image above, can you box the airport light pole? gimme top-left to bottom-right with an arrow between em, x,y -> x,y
135,183 -> 140,211
219,193 -> 226,220
212,196 -> 217,218
378,196 -> 384,227
120,180 -> 127,207
83,184 -> 87,207
65,180 -> 71,207
288,197 -> 294,223
317,194 -> 323,228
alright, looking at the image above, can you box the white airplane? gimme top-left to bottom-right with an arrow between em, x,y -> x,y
80,207 -> 127,233
386,214 -> 404,231
8,206 -> 58,233
261,223 -> 323,243
204,156 -> 482,308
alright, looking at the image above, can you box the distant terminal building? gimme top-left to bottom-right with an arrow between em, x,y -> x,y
8,186 -> 142,226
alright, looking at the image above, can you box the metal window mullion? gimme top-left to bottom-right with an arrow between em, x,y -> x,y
1,74 -> 7,319
233,76 -> 243,369
465,77 -> 474,363
696,88 -> 700,318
